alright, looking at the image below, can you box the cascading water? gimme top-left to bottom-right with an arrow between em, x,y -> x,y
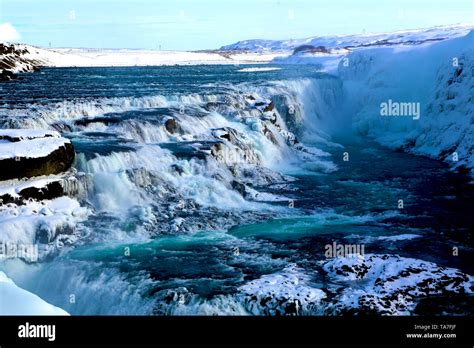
0,64 -> 472,315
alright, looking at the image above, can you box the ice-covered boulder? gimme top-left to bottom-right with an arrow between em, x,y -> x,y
0,129 -> 75,181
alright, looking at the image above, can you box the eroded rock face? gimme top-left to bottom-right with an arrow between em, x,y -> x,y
0,130 -> 75,181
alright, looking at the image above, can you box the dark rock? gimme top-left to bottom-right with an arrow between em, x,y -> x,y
231,180 -> 247,197
0,69 -> 17,81
0,142 -> 75,181
293,45 -> 330,55
0,180 -> 66,206
19,181 -> 65,201
164,118 -> 182,134
74,116 -> 121,127
263,101 -> 275,112
171,164 -> 185,175
50,122 -> 73,133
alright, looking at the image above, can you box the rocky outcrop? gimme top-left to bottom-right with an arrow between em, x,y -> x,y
293,45 -> 330,55
0,130 -> 75,181
0,43 -> 45,80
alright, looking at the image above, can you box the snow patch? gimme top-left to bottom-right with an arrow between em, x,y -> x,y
238,264 -> 326,315
0,271 -> 69,315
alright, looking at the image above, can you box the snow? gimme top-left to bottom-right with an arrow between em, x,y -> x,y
0,271 -> 69,315
0,129 -> 71,160
238,264 -> 326,315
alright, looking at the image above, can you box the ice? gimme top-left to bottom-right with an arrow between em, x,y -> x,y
0,197 -> 89,260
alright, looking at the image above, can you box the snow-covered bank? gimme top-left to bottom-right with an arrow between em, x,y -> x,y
0,271 -> 68,315
263,26 -> 474,174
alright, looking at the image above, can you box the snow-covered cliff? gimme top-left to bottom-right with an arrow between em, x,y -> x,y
338,30 -> 473,174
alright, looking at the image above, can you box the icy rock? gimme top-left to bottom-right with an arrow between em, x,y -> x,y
0,129 -> 75,181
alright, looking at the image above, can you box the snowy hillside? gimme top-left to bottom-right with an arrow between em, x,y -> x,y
221,24 -> 473,52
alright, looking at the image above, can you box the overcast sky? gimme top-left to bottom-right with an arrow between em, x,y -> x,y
0,0 -> 473,50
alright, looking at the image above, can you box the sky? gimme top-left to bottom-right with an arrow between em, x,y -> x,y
0,0 -> 473,50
